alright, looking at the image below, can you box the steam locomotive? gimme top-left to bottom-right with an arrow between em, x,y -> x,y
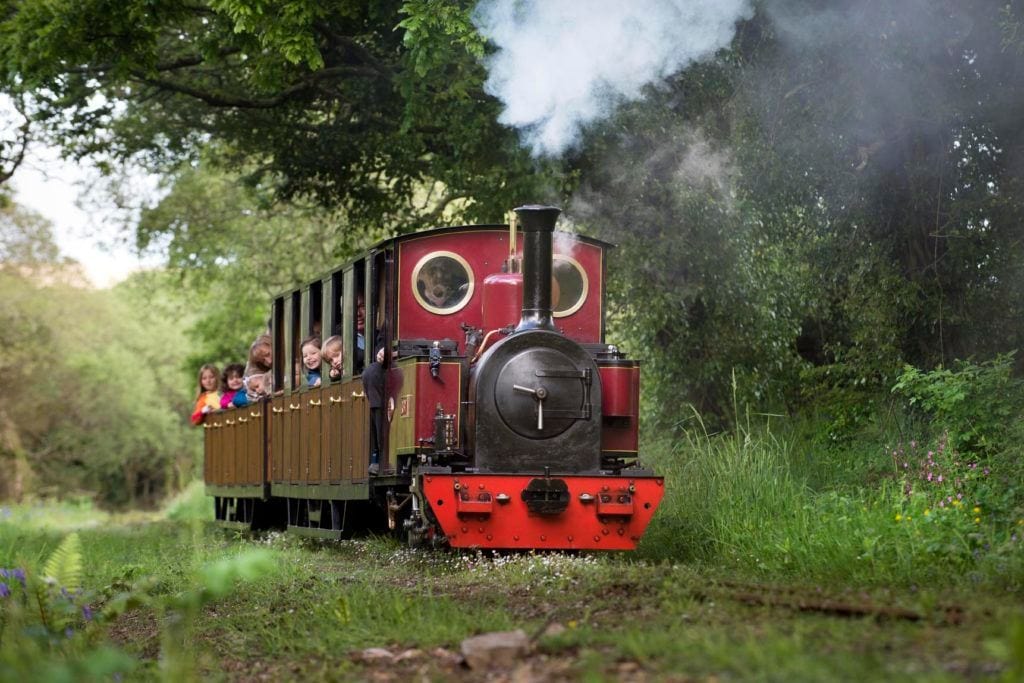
203,205 -> 663,550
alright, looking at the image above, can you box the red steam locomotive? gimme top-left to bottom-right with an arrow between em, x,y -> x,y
203,206 -> 663,550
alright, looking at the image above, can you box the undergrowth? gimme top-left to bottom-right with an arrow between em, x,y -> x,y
639,392 -> 1024,589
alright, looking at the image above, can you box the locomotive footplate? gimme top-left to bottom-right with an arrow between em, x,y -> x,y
420,473 -> 664,550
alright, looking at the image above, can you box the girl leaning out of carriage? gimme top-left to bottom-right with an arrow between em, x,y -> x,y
190,364 -> 221,426
232,371 -> 271,408
219,363 -> 246,409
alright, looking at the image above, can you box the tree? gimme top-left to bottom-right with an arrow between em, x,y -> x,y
0,201 -> 199,506
132,157 -> 389,372
0,0 -> 558,230
575,0 -> 1024,427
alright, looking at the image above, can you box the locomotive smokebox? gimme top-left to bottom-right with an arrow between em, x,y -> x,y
514,205 -> 560,333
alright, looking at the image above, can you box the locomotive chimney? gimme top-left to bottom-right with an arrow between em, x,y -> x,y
514,204 -> 560,333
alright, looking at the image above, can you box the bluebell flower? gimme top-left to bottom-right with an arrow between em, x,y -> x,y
0,568 -> 8,579
12,569 -> 24,585
0,582 -> 9,598
82,605 -> 94,622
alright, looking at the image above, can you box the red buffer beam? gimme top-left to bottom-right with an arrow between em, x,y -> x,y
421,473 -> 664,550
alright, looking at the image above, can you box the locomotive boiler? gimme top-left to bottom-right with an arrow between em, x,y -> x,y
203,205 -> 664,550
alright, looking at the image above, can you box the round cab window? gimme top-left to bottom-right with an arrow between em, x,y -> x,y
552,255 -> 588,318
411,251 -> 474,314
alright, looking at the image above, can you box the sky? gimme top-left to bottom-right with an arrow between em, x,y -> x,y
9,143 -> 164,288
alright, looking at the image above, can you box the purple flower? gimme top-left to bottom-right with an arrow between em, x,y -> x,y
937,475 -> 943,483
65,627 -> 74,639
12,569 -> 24,585
82,605 -> 94,622
0,582 -> 9,598
983,468 -> 990,476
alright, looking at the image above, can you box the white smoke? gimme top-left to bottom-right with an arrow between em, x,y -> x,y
473,0 -> 754,157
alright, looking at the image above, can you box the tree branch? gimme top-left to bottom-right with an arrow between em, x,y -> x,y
315,22 -> 394,78
0,98 -> 31,185
129,64 -> 384,108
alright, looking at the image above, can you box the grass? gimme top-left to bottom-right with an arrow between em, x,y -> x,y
3,412 -> 1024,680
638,417 -> 1024,590
2,503 -> 1023,681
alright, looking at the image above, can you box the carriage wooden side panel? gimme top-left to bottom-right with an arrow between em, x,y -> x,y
302,387 -> 324,483
323,383 -> 343,482
340,377 -> 369,482
270,397 -> 285,483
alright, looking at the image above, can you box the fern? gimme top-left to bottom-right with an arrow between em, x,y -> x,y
35,533 -> 84,631
42,533 -> 83,593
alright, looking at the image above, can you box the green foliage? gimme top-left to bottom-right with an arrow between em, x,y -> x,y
892,354 -> 1022,456
640,419 -> 1024,588
40,533 -> 83,595
163,481 -> 214,522
0,0 -> 550,229
135,159 -> 387,373
209,0 -> 328,69
0,204 -> 200,506
1,522 -> 277,681
0,533 -> 133,682
3,506 -> 1020,679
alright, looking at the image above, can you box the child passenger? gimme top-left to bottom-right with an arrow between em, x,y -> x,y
321,335 -> 344,381
190,364 -> 221,425
300,336 -> 322,388
219,363 -> 246,409
244,334 -> 272,378
233,371 -> 270,407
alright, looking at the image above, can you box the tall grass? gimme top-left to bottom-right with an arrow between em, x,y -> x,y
638,414 -> 1024,589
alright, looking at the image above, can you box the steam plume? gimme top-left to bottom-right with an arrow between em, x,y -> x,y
473,0 -> 754,157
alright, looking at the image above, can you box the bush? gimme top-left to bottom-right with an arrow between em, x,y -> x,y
891,353 -> 1022,457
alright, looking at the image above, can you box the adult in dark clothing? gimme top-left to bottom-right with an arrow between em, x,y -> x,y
357,293 -> 386,475
363,352 -> 385,476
